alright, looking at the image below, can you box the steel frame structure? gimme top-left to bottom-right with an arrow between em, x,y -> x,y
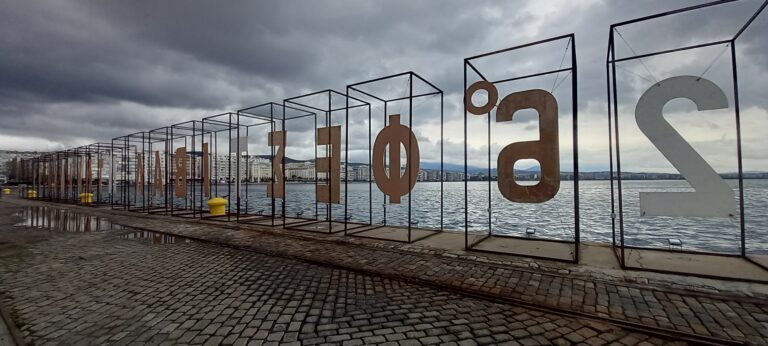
281,90 -> 370,234
85,142 -> 120,207
73,145 -> 92,206
112,132 -> 156,212
199,112 -> 248,222
15,157 -> 35,198
19,142 -> 122,206
65,145 -> 89,205
58,150 -> 74,202
167,120 -> 210,218
29,152 -> 50,201
464,33 -> 580,263
606,0 -> 768,280
345,71 -> 445,243
45,147 -> 73,203
145,126 -> 173,214
233,103 -> 314,227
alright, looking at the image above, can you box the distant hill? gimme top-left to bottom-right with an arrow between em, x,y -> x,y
247,156 -> 768,178
420,161 -> 467,172
251,154 -> 304,164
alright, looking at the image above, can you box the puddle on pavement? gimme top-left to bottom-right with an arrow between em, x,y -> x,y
120,230 -> 193,245
13,206 -> 191,245
14,206 -> 127,232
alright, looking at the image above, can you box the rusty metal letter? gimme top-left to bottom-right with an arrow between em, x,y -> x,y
136,153 -> 145,196
316,126 -> 341,204
174,147 -> 187,197
154,151 -> 163,196
496,89 -> 560,203
85,155 -> 92,194
267,131 -> 286,199
372,114 -> 420,204
202,143 -> 210,197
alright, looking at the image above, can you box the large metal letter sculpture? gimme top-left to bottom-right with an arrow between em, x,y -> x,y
465,83 -> 560,203
635,76 -> 735,217
153,151 -> 163,196
498,90 -> 560,202
174,147 -> 187,197
267,131 -> 285,199
372,114 -> 420,204
136,153 -> 145,195
76,157 -> 83,194
202,143 -> 210,197
86,155 -> 92,194
317,126 -> 341,204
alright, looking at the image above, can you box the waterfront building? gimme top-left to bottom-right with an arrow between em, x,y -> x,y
352,165 -> 370,182
286,162 -> 315,181
248,157 -> 272,182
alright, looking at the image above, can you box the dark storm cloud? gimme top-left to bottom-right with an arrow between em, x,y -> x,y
0,0 -> 767,173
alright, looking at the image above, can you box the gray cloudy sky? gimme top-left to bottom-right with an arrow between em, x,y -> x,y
1,0 -> 766,172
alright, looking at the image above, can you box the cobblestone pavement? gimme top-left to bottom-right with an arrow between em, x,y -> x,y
0,203 -> 682,346
59,205 -> 768,345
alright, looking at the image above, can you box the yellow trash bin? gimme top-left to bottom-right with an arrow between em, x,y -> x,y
2,188 -> 10,195
79,193 -> 93,204
207,197 -> 228,216
26,190 -> 37,198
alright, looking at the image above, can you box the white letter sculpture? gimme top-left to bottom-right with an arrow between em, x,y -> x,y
635,75 -> 736,217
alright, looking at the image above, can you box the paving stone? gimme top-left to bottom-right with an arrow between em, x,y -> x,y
419,336 -> 442,345
0,200 -> 746,346
363,335 -> 387,344
204,336 -> 224,346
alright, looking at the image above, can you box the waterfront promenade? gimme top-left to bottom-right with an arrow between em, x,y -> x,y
1,197 -> 767,345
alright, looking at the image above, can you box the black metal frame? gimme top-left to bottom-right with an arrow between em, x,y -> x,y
281,90 -> 370,234
15,157 -> 35,198
68,145 -> 90,206
112,132 -> 155,212
48,147 -> 74,203
464,34 -> 580,263
74,144 -> 93,206
234,103 -> 315,227
167,120 -> 211,219
30,152 -> 48,201
145,126 -> 174,215
607,0 -> 768,279
85,142 -> 120,207
30,152 -> 52,201
199,113 -> 242,222
345,71 -> 445,243
57,148 -> 77,203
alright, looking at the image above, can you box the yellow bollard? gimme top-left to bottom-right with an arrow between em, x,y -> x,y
207,197 -> 228,216
79,193 -> 93,204
2,188 -> 10,195
26,190 -> 37,198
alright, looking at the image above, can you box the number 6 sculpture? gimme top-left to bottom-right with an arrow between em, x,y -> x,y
465,81 -> 560,203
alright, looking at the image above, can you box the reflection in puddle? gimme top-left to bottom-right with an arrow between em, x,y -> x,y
14,206 -> 126,232
120,230 -> 192,245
